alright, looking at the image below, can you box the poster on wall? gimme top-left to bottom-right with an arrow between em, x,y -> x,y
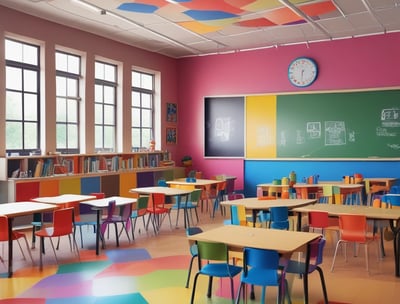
166,102 -> 177,123
204,96 -> 245,157
166,127 -> 177,145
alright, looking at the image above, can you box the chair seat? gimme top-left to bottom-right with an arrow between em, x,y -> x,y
199,263 -> 242,278
286,260 -> 318,274
240,268 -> 280,286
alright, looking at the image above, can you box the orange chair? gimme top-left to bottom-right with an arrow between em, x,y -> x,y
0,215 -> 34,265
331,214 -> 380,273
145,193 -> 172,233
35,207 -> 80,269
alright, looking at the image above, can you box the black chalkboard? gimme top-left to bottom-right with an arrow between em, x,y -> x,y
204,97 -> 244,157
276,90 -> 400,158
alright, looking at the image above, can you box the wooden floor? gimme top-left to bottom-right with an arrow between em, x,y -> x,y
1,205 -> 400,303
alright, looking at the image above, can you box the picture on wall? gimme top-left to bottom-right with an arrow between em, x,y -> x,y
166,127 -> 177,145
166,102 -> 177,123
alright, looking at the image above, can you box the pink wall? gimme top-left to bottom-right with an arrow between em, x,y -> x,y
177,33 -> 400,190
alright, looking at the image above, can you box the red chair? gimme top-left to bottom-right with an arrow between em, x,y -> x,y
35,207 -> 79,269
308,211 -> 339,245
0,215 -> 34,265
145,193 -> 172,233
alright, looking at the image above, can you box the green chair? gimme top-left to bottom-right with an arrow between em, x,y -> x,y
190,241 -> 242,303
130,196 -> 149,239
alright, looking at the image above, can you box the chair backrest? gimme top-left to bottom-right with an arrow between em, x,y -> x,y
309,211 -> 329,229
230,205 -> 247,226
242,247 -> 279,282
339,214 -> 368,242
186,227 -> 203,255
227,193 -> 245,200
135,196 -> 149,216
270,206 -> 289,230
189,189 -> 202,203
389,186 -> 400,194
197,241 -> 229,268
52,207 -> 74,236
383,194 -> 400,209
104,200 -> 117,221
148,193 -> 166,212
0,215 -> 9,241
310,237 -> 326,267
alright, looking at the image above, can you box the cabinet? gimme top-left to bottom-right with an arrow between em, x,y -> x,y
0,151 -> 184,203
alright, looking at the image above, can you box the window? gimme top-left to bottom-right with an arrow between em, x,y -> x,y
5,38 -> 40,154
55,51 -> 81,153
94,61 -> 117,152
131,70 -> 154,150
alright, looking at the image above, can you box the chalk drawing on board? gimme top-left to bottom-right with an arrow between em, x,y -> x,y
306,122 -> 321,139
214,117 -> 231,142
381,108 -> 400,127
256,126 -> 272,147
387,144 -> 400,150
279,130 -> 287,146
348,130 -> 356,142
325,121 -> 346,146
296,130 -> 305,144
376,127 -> 396,137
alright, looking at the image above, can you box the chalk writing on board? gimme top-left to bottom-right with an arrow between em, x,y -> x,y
381,108 -> 400,127
296,130 -> 305,144
348,130 -> 356,142
279,130 -> 287,146
376,127 -> 396,137
325,121 -> 346,145
306,122 -> 321,139
214,117 -> 231,142
388,144 -> 400,150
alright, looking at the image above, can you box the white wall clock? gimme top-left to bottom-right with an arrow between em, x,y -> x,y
288,57 -> 318,87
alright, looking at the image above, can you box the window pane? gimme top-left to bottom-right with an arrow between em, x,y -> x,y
132,128 -> 140,148
68,100 -> 78,123
56,124 -> 67,148
24,70 -> 38,93
132,71 -> 140,87
6,122 -> 22,149
104,126 -> 115,148
23,44 -> 38,65
24,93 -> 38,121
95,125 -> 103,147
56,52 -> 67,72
5,39 -> 22,62
104,64 -> 116,82
57,98 -> 66,121
142,93 -> 151,108
95,104 -> 103,124
132,108 -> 140,127
6,91 -> 22,120
141,73 -> 153,90
132,91 -> 140,107
67,78 -> 78,97
68,55 -> 80,74
104,105 -> 115,124
95,84 -> 103,101
142,109 -> 152,127
56,76 -> 67,96
104,86 -> 115,104
24,122 -> 37,149
68,125 -> 78,148
6,67 -> 22,90
142,129 -> 151,146
95,62 -> 104,80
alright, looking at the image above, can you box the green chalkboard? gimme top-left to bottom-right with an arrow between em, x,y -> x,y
276,90 -> 400,158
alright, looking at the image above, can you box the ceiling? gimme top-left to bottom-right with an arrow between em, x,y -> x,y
1,0 -> 400,58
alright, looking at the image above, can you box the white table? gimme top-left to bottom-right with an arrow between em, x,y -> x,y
83,196 -> 137,255
0,202 -> 57,277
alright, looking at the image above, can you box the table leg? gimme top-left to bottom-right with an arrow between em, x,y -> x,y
95,209 -> 101,255
389,220 -> 400,277
7,217 -> 13,277
39,236 -> 43,271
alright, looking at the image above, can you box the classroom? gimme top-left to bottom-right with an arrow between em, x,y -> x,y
1,1 -> 400,303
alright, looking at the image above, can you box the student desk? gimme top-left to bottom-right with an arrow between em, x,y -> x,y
188,225 -> 321,304
293,203 -> 400,277
130,186 -> 193,229
0,202 -> 57,277
221,197 -> 316,228
83,196 -> 137,255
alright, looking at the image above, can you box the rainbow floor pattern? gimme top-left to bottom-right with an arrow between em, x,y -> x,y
0,248 -> 349,304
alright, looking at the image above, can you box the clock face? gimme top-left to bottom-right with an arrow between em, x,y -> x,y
288,57 -> 318,87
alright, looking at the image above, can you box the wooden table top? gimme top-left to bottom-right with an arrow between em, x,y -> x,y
221,197 -> 317,210
31,194 -> 96,204
130,186 -> 193,196
293,203 -> 400,221
83,196 -> 137,208
188,225 -> 321,254
167,178 -> 221,186
0,202 -> 57,217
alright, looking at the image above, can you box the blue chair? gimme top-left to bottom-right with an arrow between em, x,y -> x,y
235,247 -> 289,304
269,206 -> 290,230
285,237 -> 328,304
185,226 -> 203,288
382,194 -> 400,208
190,241 -> 242,303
